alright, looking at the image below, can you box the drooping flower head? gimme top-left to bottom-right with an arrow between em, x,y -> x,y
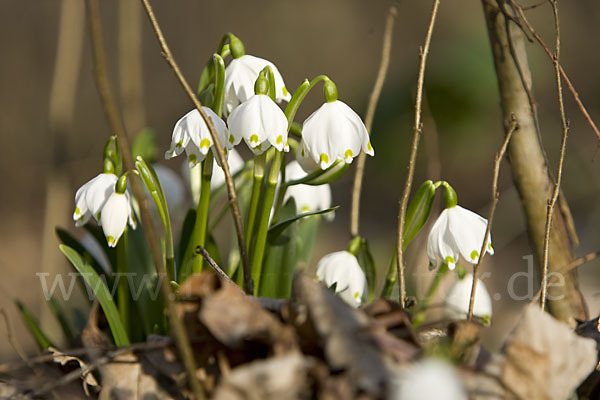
73,173 -> 118,226
444,274 -> 492,324
315,250 -> 367,307
427,183 -> 493,271
224,54 -> 291,115
299,79 -> 373,170
100,174 -> 136,247
227,94 -> 289,155
283,161 -> 333,220
165,107 -> 230,168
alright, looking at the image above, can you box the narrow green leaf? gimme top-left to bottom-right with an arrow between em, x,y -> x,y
59,245 -> 130,346
15,300 -> 53,351
268,206 -> 338,240
403,180 -> 436,249
356,238 -> 377,302
177,208 -> 196,283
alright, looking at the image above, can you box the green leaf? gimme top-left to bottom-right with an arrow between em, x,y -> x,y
259,199 -> 298,298
15,300 -> 53,351
55,227 -> 114,289
177,208 -> 197,283
59,244 -> 130,346
286,160 -> 349,186
268,206 -> 338,240
403,180 -> 436,249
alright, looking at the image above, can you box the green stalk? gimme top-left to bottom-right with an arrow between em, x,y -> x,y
116,228 -> 130,336
412,263 -> 449,328
245,153 -> 266,249
190,153 -> 214,273
250,150 -> 283,294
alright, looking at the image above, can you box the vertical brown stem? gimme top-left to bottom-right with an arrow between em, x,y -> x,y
481,0 -> 586,322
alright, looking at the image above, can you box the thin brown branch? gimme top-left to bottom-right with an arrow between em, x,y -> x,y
468,115 -> 518,320
86,1 -> 206,398
511,0 -> 600,142
139,0 -> 253,296
195,245 -> 241,291
541,0 -> 569,311
396,0 -> 441,308
350,5 -> 397,237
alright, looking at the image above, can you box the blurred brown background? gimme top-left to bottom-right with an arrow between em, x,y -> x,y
2,0 -> 600,360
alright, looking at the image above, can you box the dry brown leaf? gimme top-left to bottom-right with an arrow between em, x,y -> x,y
500,304 -> 597,400
292,273 -> 388,397
49,346 -> 100,396
212,352 -> 312,400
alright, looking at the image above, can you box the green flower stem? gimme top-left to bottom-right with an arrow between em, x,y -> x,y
245,153 -> 266,250
250,150 -> 283,295
412,263 -> 449,328
188,153 -> 214,273
212,54 -> 225,116
116,228 -> 130,336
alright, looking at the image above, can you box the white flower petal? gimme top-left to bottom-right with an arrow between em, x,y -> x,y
444,274 -> 492,323
227,94 -> 288,155
82,173 -> 118,221
301,100 -> 372,170
224,54 -> 290,115
284,161 -> 333,220
100,192 -> 130,247
392,359 -> 467,400
315,251 -> 367,307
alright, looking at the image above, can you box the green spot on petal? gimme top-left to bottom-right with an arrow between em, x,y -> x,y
107,235 -> 115,245
250,134 -> 259,144
354,291 -> 360,299
344,149 -> 353,160
367,141 -> 373,151
189,154 -> 197,163
229,135 -> 235,144
176,140 -> 183,149
74,207 -> 80,216
282,86 -> 288,96
200,138 -> 210,149
445,256 -> 455,265
470,250 -> 479,261
276,135 -> 283,144
320,153 -> 329,165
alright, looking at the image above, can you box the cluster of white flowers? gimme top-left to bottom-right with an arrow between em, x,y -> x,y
166,53 -> 373,173
72,173 -> 136,247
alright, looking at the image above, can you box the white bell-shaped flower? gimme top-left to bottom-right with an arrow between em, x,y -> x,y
73,173 -> 118,226
444,274 -> 492,323
223,54 -> 291,115
283,161 -> 333,221
165,107 -> 229,168
315,250 -> 367,307
300,100 -> 374,170
227,94 -> 289,155
100,191 -> 136,247
392,359 -> 467,400
427,205 -> 494,271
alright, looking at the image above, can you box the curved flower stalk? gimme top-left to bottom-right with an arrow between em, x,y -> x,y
445,274 -> 492,324
283,161 -> 333,220
227,94 -> 289,155
315,251 -> 367,307
165,107 -> 230,168
73,173 -> 118,226
392,359 -> 467,400
299,81 -> 373,170
224,54 -> 291,115
427,205 -> 494,271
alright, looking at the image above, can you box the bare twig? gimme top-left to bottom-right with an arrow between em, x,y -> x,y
195,245 -> 240,289
511,0 -> 600,142
350,5 -> 397,237
396,0 -> 441,307
86,1 -> 206,398
139,0 -> 253,295
541,0 -> 570,311
468,115 -> 518,320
